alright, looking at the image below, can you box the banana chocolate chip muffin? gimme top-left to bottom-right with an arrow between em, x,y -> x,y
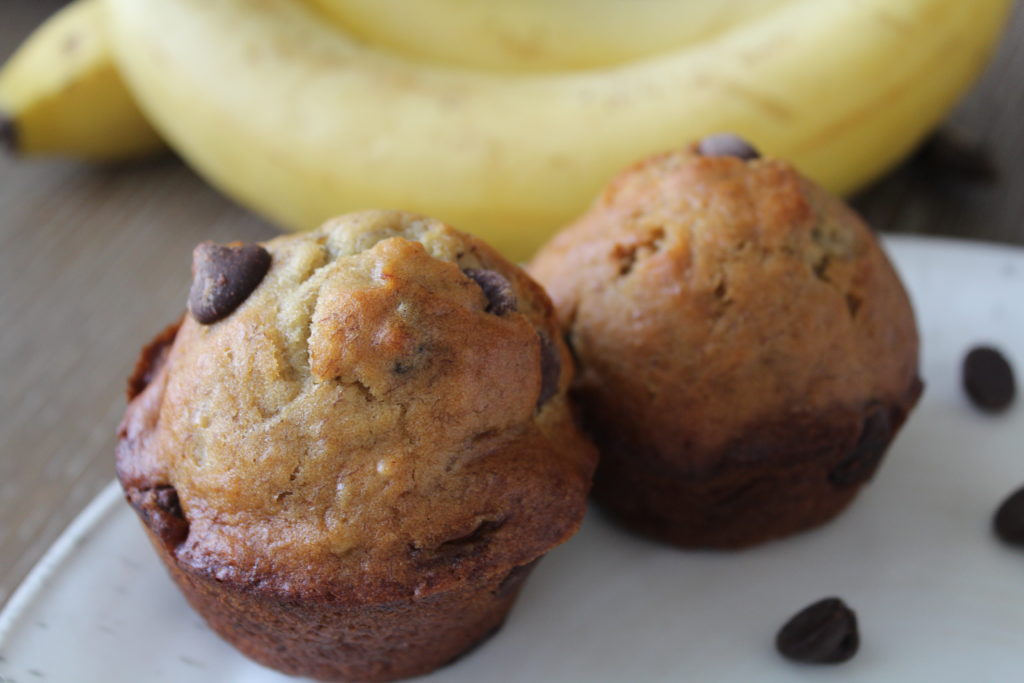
117,210 -> 597,682
530,135 -> 922,549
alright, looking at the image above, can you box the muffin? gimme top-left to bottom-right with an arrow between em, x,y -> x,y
530,135 -> 922,549
116,210 -> 597,682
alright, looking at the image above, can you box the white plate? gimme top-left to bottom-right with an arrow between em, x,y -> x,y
2,235 -> 1023,682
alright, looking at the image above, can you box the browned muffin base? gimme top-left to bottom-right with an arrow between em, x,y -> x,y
591,378 -> 923,549
135,522 -> 537,682
117,315 -> 553,683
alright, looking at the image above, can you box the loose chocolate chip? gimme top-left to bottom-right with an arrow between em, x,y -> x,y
188,241 -> 271,324
128,484 -> 189,549
696,133 -> 760,160
963,346 -> 1015,413
464,268 -> 517,315
993,486 -> 1024,547
536,331 -> 561,409
829,403 -> 893,487
776,597 -> 859,664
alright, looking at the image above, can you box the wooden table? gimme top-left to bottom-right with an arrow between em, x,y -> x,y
1,0 -> 1022,609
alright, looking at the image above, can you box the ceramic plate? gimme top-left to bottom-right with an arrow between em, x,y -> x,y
2,235 -> 1023,682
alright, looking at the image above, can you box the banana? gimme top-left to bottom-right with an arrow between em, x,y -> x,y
104,0 -> 1009,259
0,0 -> 163,161
307,0 -> 796,72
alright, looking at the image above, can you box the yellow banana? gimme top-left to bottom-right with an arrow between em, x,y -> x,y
104,0 -> 1008,259
0,0 -> 163,161
308,0 -> 795,72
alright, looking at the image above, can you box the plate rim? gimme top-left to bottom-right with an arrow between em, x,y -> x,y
883,232 -> 1024,259
0,480 -> 122,644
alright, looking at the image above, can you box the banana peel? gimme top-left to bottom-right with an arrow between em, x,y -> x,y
104,0 -> 1011,258
0,0 -> 1011,259
0,0 -> 163,162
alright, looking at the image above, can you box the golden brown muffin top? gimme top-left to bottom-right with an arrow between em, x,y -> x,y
529,146 -> 919,474
118,210 -> 596,604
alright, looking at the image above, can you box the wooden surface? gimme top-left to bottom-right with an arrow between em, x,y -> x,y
1,0 -> 1022,610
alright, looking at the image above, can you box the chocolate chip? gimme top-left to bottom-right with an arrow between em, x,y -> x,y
829,403 -> 893,487
776,597 -> 859,664
188,241 -> 271,324
154,487 -> 181,516
464,268 -> 516,315
537,331 -> 561,409
436,519 -> 505,558
994,486 -> 1024,547
696,133 -> 760,160
128,484 -> 189,549
409,518 -> 507,567
963,346 -> 1015,413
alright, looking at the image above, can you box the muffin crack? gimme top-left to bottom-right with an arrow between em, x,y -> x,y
349,378 -> 378,402
611,227 -> 665,278
812,253 -> 832,282
807,251 -> 862,320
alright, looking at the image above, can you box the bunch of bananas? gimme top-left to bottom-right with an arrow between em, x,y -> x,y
0,0 -> 1011,258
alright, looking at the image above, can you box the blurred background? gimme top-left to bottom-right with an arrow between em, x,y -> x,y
0,0 -> 1022,609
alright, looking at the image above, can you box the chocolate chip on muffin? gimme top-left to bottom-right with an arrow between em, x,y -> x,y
695,132 -> 760,160
829,403 -> 898,487
530,145 -> 922,549
463,268 -> 517,315
126,484 -> 189,550
188,241 -> 271,324
117,210 -> 597,682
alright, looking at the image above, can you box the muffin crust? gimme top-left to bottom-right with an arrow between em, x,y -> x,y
117,210 -> 597,680
530,147 -> 921,548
